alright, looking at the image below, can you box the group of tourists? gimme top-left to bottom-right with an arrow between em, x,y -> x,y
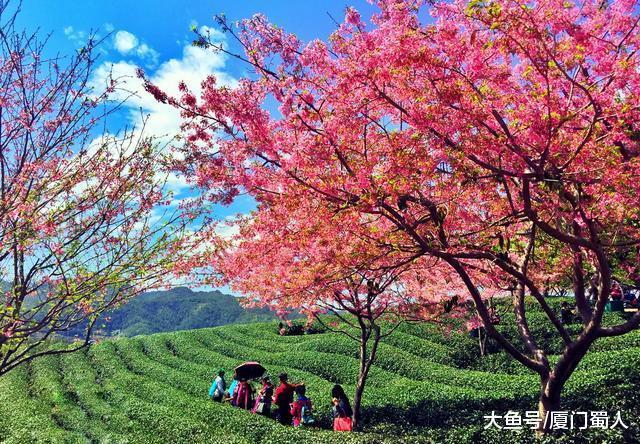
277,320 -> 324,336
209,369 -> 354,431
609,281 -> 640,309
559,279 -> 640,323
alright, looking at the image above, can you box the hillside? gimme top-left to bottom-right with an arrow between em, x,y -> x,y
94,287 -> 278,337
1,308 -> 638,443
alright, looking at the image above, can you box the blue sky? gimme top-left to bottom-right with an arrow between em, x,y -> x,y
18,1 -> 377,64
14,1 -> 378,293
17,0 -> 378,88
17,0 -> 377,217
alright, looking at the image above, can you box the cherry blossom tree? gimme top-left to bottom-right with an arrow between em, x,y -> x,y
214,197 -> 453,428
146,0 -> 640,433
0,3 -> 193,376
359,0 -> 640,427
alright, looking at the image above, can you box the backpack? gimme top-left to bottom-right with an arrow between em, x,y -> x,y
301,403 -> 315,425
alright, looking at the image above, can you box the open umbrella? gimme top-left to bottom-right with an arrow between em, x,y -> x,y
234,361 -> 266,380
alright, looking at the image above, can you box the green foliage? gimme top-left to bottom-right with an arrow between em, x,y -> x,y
0,309 -> 638,443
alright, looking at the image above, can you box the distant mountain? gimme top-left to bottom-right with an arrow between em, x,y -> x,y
95,287 -> 279,337
3,283 -> 281,339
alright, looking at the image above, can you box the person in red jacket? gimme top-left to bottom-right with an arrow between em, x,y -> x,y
273,373 -> 295,425
611,282 -> 623,300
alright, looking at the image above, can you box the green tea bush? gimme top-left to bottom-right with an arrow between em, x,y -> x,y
0,365 -> 71,443
28,355 -> 90,442
59,352 -> 132,443
0,312 -> 637,443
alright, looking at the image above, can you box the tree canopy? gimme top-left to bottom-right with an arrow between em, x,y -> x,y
145,0 -> 640,433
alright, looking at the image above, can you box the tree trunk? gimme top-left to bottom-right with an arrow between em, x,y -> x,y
352,323 -> 381,430
537,376 -> 562,435
352,366 -> 367,431
534,327 -> 600,435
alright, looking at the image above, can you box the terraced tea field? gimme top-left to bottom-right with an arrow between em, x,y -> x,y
1,314 -> 638,443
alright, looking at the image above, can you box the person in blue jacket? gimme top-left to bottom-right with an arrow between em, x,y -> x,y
209,369 -> 226,402
227,371 -> 239,404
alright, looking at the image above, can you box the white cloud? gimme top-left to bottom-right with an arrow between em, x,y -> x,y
90,26 -> 235,197
63,26 -> 86,44
212,215 -> 243,244
114,30 -> 139,54
136,43 -> 150,57
136,43 -> 159,66
104,23 -> 115,33
112,30 -> 159,66
215,222 -> 240,241
166,172 -> 191,196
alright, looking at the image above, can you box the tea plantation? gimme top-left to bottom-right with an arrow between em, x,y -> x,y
1,307 -> 638,443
